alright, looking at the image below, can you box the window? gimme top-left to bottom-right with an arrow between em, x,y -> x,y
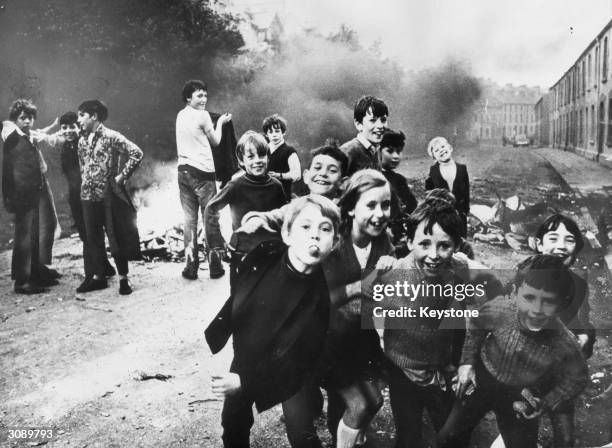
608,98 -> 612,146
582,60 -> 586,95
588,53 -> 592,88
579,109 -> 583,145
596,45 -> 600,86
604,37 -> 609,81
591,105 -> 596,140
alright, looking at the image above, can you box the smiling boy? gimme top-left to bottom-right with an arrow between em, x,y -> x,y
341,96 -> 389,176
437,255 -> 589,448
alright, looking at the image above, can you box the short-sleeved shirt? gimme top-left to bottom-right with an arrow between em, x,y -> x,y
176,106 -> 215,173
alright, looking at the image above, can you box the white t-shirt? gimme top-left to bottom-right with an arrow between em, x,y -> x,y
175,106 -> 215,173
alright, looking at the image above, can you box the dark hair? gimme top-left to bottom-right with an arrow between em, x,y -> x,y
406,197 -> 463,246
380,129 -> 405,151
235,130 -> 270,162
59,111 -> 77,126
308,139 -> 349,176
514,254 -> 572,307
535,214 -> 584,254
262,114 -> 287,134
78,100 -> 108,122
9,99 -> 37,121
338,169 -> 389,235
182,79 -> 207,103
424,188 -> 457,208
353,95 -> 388,123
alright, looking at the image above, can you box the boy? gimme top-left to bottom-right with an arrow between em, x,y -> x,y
262,114 -> 301,198
341,95 -> 389,176
380,129 -> 417,254
237,141 -> 348,234
437,255 -> 589,448
76,99 -> 143,295
206,195 -> 340,448
204,131 -> 287,284
425,136 -> 470,237
176,79 -> 232,280
2,99 -> 59,294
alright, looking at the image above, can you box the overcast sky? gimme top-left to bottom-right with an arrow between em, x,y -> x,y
237,0 -> 612,89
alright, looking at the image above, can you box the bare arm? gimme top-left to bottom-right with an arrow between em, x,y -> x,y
203,112 -> 232,147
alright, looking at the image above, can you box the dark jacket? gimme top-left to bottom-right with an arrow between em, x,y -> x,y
341,137 -> 381,176
205,241 -> 330,412
425,162 -> 470,215
2,130 -> 43,213
210,112 -> 239,186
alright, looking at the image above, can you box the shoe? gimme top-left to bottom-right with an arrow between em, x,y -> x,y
76,277 -> 108,293
209,250 -> 225,279
181,261 -> 198,280
119,279 -> 132,295
14,282 -> 47,295
32,276 -> 59,287
104,263 -> 117,278
38,265 -> 61,279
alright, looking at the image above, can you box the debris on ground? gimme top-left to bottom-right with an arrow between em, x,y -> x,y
132,371 -> 174,382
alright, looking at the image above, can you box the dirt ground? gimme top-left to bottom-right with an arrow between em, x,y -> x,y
1,143 -> 612,447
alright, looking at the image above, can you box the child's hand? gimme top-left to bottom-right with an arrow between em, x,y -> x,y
512,399 -> 543,419
376,255 -> 396,272
235,217 -> 264,234
456,364 -> 477,397
345,280 -> 362,298
219,113 -> 232,125
211,373 -> 241,398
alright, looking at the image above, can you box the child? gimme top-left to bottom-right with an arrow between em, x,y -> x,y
262,114 -> 301,198
437,255 -> 589,448
2,99 -> 59,294
425,136 -> 470,237
379,129 -> 417,254
76,99 -> 142,295
205,194 -> 340,448
321,169 -> 395,448
490,214 -> 597,448
237,140 -> 348,234
367,197 -> 477,448
204,130 -> 287,283
341,95 -> 389,176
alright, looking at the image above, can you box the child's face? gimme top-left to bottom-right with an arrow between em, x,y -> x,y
351,185 -> 391,240
515,282 -> 561,331
283,204 -> 337,273
60,123 -> 79,141
408,221 -> 456,277
356,108 -> 388,146
265,126 -> 285,146
186,89 -> 207,110
536,223 -> 578,267
303,155 -> 344,197
15,112 -> 34,134
431,142 -> 453,163
77,110 -> 97,133
240,145 -> 268,177
380,146 -> 401,170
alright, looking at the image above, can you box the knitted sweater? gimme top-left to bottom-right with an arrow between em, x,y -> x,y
365,252 -> 470,370
204,173 -> 287,251
461,296 -> 589,411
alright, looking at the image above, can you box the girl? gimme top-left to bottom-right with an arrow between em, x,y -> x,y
321,169 -> 395,448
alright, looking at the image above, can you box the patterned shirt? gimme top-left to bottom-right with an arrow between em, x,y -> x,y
78,124 -> 143,201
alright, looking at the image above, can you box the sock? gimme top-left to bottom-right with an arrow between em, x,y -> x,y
336,418 -> 361,448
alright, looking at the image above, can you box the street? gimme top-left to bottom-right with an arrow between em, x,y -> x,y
1,142 -> 612,447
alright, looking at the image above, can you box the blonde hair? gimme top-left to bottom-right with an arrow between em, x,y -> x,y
427,136 -> 452,158
282,194 -> 341,236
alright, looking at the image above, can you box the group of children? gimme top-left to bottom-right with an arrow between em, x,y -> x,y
201,95 -> 595,447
